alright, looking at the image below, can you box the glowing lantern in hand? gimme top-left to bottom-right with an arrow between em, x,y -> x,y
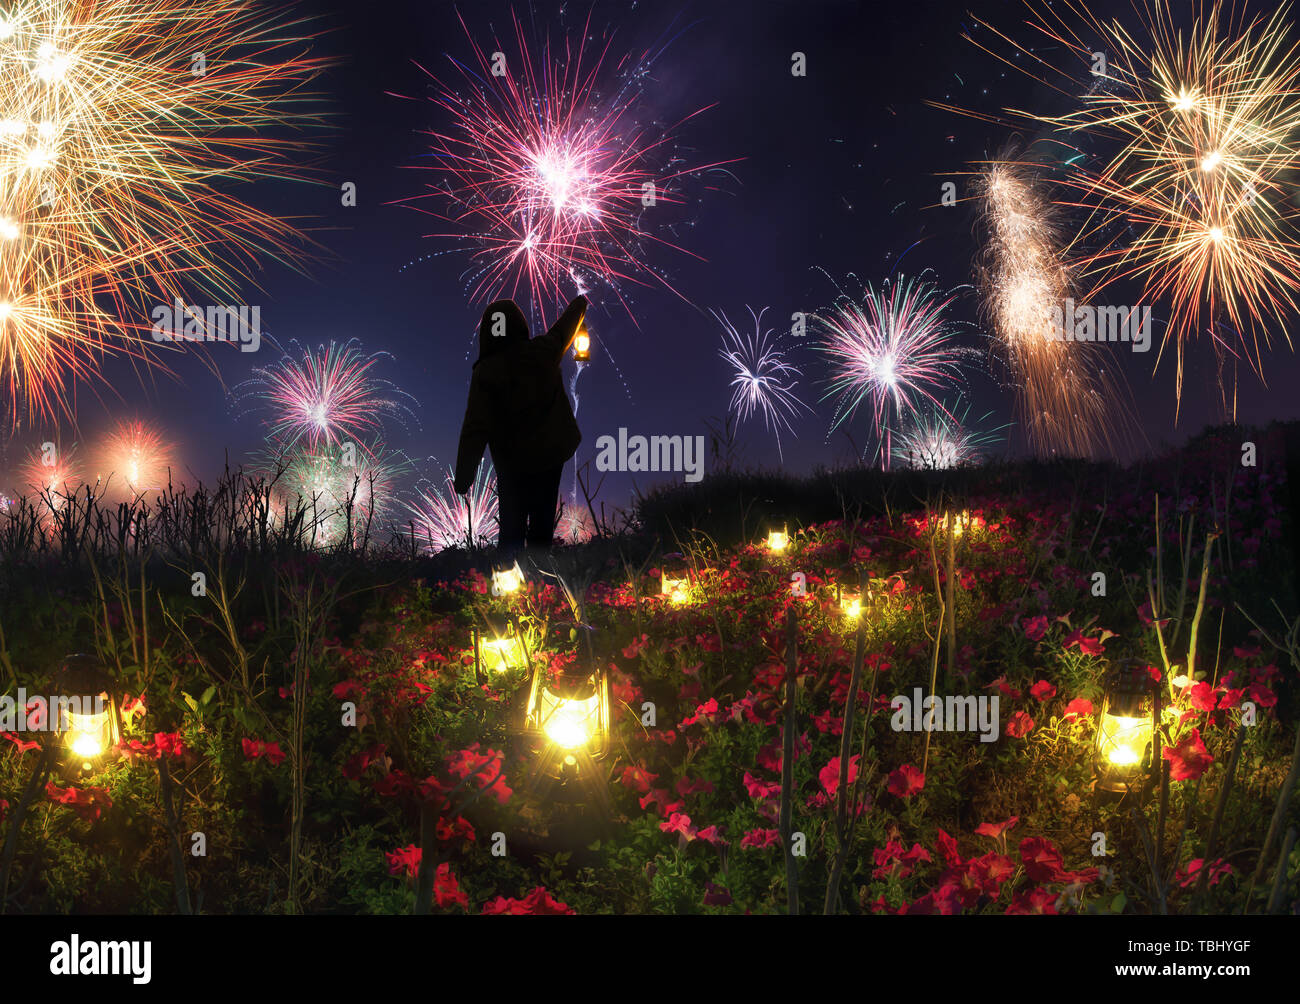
55,655 -> 120,775
573,326 -> 592,362
1095,662 -> 1156,794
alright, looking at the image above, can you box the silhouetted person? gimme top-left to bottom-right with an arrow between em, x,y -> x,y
454,295 -> 587,560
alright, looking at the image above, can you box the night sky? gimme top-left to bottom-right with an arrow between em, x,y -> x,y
15,0 -> 1300,510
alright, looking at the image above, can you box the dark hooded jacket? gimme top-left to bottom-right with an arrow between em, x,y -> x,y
453,296 -> 586,493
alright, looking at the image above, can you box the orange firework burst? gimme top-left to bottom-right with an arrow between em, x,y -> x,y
976,157 -> 1135,457
19,436 -> 81,495
0,0 -> 329,423
98,419 -> 175,495
950,0 -> 1300,414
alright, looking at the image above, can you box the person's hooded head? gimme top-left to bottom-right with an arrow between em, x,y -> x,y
477,299 -> 530,362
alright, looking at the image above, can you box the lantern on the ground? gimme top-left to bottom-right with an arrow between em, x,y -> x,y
837,583 -> 863,621
54,654 -> 120,775
573,326 -> 592,362
475,618 -> 529,675
766,524 -> 789,553
524,665 -> 610,775
661,571 -> 689,605
1095,661 -> 1156,794
491,560 -> 525,596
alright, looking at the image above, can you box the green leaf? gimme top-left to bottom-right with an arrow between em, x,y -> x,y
200,685 -> 216,706
182,692 -> 199,714
1110,892 -> 1127,913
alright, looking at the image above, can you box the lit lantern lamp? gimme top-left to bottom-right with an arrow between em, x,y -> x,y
838,586 -> 863,621
54,654 -> 121,776
1095,661 -> 1156,795
573,326 -> 592,362
661,571 -> 689,605
524,666 -> 610,779
491,560 -> 525,596
766,525 -> 790,553
475,618 -> 530,675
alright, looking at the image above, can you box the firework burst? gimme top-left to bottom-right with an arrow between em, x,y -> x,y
271,441 -> 401,548
954,0 -> 1300,413
976,157 -> 1133,457
891,401 -> 1005,470
817,273 -> 972,469
403,464 -> 498,553
0,0 -> 328,423
404,10 -> 735,315
19,436 -> 81,496
240,340 -> 419,455
98,419 -> 175,496
714,306 -> 809,462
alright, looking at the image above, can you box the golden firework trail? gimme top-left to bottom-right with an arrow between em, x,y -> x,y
0,0 -> 329,424
941,0 -> 1300,416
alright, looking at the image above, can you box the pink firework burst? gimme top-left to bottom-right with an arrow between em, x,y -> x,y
242,340 -> 417,455
818,273 -> 972,470
404,465 -> 499,553
404,10 -> 735,314
98,419 -> 176,495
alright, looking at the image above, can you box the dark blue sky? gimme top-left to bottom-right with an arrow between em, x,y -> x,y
9,0 -> 1300,509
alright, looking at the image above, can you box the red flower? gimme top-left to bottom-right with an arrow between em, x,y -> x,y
1162,728 -> 1214,781
434,862 -> 469,909
619,764 -> 658,794
1029,680 -> 1056,701
975,816 -> 1019,840
153,732 -> 187,758
703,882 -> 733,907
696,825 -> 729,846
1062,698 -> 1093,719
742,771 -> 781,801
1019,836 -> 1066,882
446,744 -> 512,804
621,634 -> 650,659
119,693 -> 147,724
1063,630 -> 1104,656
676,776 -> 715,798
45,782 -> 112,822
2,732 -> 41,755
1176,857 -> 1233,889
986,676 -> 1022,700
678,697 -> 720,729
819,754 -> 861,798
241,737 -> 287,766
740,828 -> 781,850
386,844 -> 421,878
935,828 -> 962,868
481,886 -> 575,916
1023,615 -> 1048,641
886,763 -> 925,798
1187,682 -> 1218,712
1005,711 -> 1035,738
343,743 -> 388,780
1006,888 -> 1059,915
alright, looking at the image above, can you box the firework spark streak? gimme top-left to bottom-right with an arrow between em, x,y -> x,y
240,340 -> 419,456
817,273 -> 971,469
949,0 -> 1300,413
402,10 -> 735,315
404,465 -> 498,553
977,158 -> 1131,457
0,0 -> 328,423
714,306 -> 809,462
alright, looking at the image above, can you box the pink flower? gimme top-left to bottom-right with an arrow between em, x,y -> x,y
386,844 -> 422,878
659,812 -> 697,840
740,828 -> 781,850
703,882 -> 733,907
696,825 -> 729,846
975,816 -> 1019,840
1023,615 -> 1048,641
742,771 -> 781,801
819,754 -> 861,798
887,763 -> 925,798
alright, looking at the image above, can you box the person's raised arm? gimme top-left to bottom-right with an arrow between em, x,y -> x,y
534,295 -> 588,362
